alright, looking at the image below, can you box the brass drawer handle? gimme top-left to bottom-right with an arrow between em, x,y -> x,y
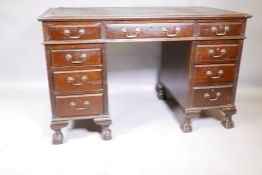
121,28 -> 140,38
211,26 -> 230,36
206,70 -> 224,79
204,92 -> 221,101
66,76 -> 88,86
162,27 -> 181,37
66,54 -> 88,64
208,49 -> 226,58
64,29 -> 86,39
69,101 -> 90,110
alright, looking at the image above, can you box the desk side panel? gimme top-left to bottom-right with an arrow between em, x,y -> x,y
159,41 -> 191,107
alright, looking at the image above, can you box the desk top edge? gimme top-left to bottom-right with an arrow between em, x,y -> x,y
38,7 -> 252,21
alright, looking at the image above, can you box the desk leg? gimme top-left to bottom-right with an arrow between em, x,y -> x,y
50,121 -> 69,145
220,107 -> 236,129
94,117 -> 112,140
181,110 -> 201,133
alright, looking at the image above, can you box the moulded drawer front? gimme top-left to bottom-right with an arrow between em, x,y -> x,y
106,23 -> 194,39
193,64 -> 236,84
53,69 -> 103,93
195,44 -> 239,63
50,48 -> 102,67
47,23 -> 100,40
55,94 -> 104,117
198,22 -> 243,37
192,86 -> 234,107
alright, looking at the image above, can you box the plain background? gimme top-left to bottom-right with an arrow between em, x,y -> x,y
0,1 -> 262,175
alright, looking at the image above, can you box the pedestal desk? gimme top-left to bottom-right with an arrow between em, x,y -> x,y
38,7 -> 251,144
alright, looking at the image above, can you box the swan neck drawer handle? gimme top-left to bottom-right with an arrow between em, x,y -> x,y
206,70 -> 224,79
162,27 -> 181,37
211,26 -> 230,36
65,54 -> 88,64
66,76 -> 88,86
69,101 -> 90,110
121,28 -> 140,39
208,49 -> 226,58
64,29 -> 86,39
204,92 -> 221,101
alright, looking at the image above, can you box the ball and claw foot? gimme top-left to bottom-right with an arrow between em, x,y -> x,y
221,116 -> 234,129
156,83 -> 167,100
52,130 -> 63,145
102,126 -> 112,140
181,119 -> 192,133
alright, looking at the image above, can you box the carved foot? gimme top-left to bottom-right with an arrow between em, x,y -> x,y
221,116 -> 234,129
50,121 -> 68,145
180,109 -> 200,133
94,117 -> 112,140
52,130 -> 63,145
181,118 -> 192,133
220,107 -> 236,129
156,83 -> 167,100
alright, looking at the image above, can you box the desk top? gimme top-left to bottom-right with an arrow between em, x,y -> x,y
38,7 -> 251,21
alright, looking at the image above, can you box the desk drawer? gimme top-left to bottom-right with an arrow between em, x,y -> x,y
55,94 -> 103,117
193,64 -> 236,84
198,22 -> 243,37
195,44 -> 239,63
106,23 -> 194,39
192,86 -> 233,107
50,48 -> 102,67
47,23 -> 100,40
53,69 -> 103,93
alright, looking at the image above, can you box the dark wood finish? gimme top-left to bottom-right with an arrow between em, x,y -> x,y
53,69 -> 103,93
55,93 -> 104,117
197,22 -> 243,37
192,86 -> 234,107
47,23 -> 100,40
195,43 -> 239,63
106,23 -> 194,39
50,48 -> 102,67
192,64 -> 236,84
39,7 -> 251,144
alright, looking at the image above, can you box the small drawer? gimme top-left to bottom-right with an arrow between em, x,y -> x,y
192,86 -> 233,107
55,93 -> 103,117
47,23 -> 100,40
50,48 -> 102,67
195,44 -> 239,63
106,23 -> 194,39
198,22 -> 243,37
193,64 -> 235,84
53,69 -> 103,93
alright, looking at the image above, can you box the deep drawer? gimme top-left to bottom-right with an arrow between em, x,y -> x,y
193,64 -> 236,84
47,23 -> 100,40
55,93 -> 104,117
192,86 -> 234,107
53,69 -> 103,93
106,23 -> 194,39
50,48 -> 102,67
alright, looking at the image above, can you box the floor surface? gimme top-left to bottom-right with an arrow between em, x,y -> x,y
0,74 -> 261,175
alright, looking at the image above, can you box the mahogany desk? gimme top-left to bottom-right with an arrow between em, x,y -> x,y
38,7 -> 251,144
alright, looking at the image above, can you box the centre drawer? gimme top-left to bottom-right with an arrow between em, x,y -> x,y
193,64 -> 236,84
55,93 -> 104,117
106,23 -> 194,39
53,69 -> 103,93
